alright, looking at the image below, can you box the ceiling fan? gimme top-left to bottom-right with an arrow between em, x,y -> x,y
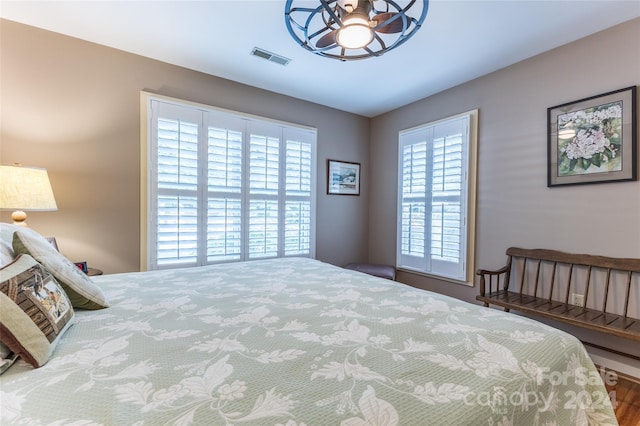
285,0 -> 429,61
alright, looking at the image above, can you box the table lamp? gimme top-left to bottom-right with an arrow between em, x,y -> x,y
0,164 -> 58,226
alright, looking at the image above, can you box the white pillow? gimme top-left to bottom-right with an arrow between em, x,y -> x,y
0,241 -> 13,266
0,223 -> 19,267
0,223 -> 20,250
1,222 -> 18,240
12,228 -> 109,310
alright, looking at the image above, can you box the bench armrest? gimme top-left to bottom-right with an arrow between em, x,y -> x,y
476,265 -> 510,276
476,264 -> 510,296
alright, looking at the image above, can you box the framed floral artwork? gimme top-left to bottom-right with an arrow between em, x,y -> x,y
547,86 -> 637,187
327,159 -> 360,195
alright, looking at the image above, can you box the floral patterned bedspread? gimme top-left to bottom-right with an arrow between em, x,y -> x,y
1,258 -> 617,425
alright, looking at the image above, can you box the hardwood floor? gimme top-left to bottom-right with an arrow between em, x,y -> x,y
600,367 -> 640,426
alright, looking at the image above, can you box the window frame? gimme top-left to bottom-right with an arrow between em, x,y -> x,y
140,92 -> 317,271
396,110 -> 478,286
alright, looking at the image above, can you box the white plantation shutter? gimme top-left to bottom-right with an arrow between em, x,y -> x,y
207,198 -> 241,262
431,121 -> 464,264
284,129 -> 313,256
400,137 -> 427,263
146,95 -> 316,270
152,103 -> 202,267
397,112 -> 477,283
206,114 -> 245,263
248,122 -> 281,259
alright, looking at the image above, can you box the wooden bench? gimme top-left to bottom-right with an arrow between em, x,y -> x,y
476,247 -> 640,342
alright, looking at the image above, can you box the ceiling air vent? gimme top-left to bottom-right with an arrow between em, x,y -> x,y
250,47 -> 291,66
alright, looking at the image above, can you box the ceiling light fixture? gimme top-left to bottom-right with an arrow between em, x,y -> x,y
285,0 -> 429,61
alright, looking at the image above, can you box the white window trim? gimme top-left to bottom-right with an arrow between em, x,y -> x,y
396,109 -> 478,286
139,91 -> 317,271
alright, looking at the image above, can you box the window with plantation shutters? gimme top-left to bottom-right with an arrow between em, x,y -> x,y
397,111 -> 478,284
144,94 -> 316,270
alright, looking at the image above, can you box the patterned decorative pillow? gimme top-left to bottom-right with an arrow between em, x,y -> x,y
12,229 -> 109,310
0,254 -> 75,368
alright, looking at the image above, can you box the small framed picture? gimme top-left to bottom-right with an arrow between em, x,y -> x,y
74,261 -> 88,274
327,159 -> 360,196
547,86 -> 637,187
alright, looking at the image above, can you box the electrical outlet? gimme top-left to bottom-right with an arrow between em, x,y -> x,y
571,293 -> 585,307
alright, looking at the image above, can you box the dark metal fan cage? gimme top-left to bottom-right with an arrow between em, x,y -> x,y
284,0 -> 429,61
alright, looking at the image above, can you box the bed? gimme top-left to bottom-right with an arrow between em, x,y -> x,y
0,225 -> 618,425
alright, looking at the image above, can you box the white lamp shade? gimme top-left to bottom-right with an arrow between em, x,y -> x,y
0,164 -> 58,211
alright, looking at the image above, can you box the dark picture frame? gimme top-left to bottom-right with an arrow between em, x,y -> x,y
327,159 -> 360,195
547,86 -> 637,187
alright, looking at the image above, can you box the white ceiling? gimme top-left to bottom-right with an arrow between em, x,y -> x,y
2,1 -> 639,117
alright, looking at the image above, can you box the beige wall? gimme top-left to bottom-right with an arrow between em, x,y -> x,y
0,19 -> 370,272
370,18 -> 640,364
